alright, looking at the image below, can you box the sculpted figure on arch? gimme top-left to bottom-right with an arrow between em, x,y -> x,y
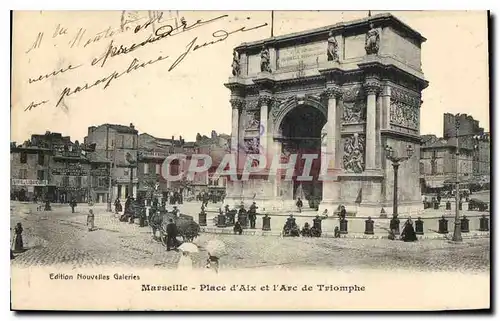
260,45 -> 272,73
365,23 -> 380,55
327,30 -> 339,61
231,50 -> 240,76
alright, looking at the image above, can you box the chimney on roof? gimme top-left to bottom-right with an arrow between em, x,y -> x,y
130,123 -> 135,129
171,135 -> 174,141
45,131 -> 51,135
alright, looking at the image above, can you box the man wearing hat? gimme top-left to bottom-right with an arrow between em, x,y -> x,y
166,219 -> 178,251
172,206 -> 179,217
248,202 -> 258,229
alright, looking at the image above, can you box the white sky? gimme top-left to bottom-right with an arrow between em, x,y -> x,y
11,10 -> 489,143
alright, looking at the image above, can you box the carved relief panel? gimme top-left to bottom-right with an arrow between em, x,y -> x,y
343,100 -> 366,124
244,110 -> 261,131
389,101 -> 418,130
342,85 -> 366,124
342,133 -> 365,173
389,86 -> 420,133
243,137 -> 261,154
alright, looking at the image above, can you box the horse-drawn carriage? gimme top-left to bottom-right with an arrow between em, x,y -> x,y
149,210 -> 200,247
119,201 -> 146,224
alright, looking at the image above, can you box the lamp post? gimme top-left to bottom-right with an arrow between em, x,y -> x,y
384,144 -> 414,217
81,143 -> 96,204
452,115 -> 462,242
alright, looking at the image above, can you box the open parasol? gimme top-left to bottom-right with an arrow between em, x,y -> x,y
177,242 -> 199,253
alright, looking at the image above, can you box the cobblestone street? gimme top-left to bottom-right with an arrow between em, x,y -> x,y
10,202 -> 490,273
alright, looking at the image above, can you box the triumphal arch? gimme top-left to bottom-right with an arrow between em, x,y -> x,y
224,13 -> 428,216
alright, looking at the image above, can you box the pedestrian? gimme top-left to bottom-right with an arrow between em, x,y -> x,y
70,197 -> 77,213
114,198 -> 122,214
177,251 -> 193,272
339,205 -> 346,220
334,226 -> 340,238
249,202 -> 258,229
13,223 -> 24,252
166,219 -> 178,251
172,206 -> 179,217
401,217 -> 418,242
296,197 -> 303,213
87,209 -> 95,231
233,221 -> 243,235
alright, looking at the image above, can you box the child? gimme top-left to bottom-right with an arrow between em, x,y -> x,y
87,209 -> 95,231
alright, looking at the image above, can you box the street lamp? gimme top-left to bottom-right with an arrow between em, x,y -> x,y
452,114 -> 462,242
384,144 -> 414,217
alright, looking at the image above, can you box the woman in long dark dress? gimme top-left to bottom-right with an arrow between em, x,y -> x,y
401,218 -> 418,242
14,223 -> 24,252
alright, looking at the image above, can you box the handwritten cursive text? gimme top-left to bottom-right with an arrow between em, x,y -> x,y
24,100 -> 49,112
28,63 -> 82,84
91,14 -> 228,68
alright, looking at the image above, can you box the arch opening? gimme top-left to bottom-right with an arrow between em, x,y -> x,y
278,105 -> 327,204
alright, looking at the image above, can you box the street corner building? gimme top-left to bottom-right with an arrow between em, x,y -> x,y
10,132 -> 111,204
224,13 -> 428,216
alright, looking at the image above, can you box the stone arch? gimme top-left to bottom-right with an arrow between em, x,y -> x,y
271,95 -> 328,138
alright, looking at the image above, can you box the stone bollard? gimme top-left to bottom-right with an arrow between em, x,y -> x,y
446,201 -> 451,210
438,216 -> 448,234
339,218 -> 348,234
433,202 -> 439,210
199,211 -> 207,226
479,215 -> 489,231
379,207 -> 387,218
262,214 -> 271,231
460,215 -> 470,233
415,217 -> 424,235
390,215 -> 400,235
217,213 -> 226,228
226,210 -> 236,226
364,217 -> 374,235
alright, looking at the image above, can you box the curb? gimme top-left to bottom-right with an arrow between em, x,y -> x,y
199,226 -> 490,240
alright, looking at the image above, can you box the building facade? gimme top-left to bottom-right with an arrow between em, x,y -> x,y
10,142 -> 53,201
136,131 -> 229,200
419,135 -> 474,191
84,123 -> 139,201
10,132 -> 110,203
443,113 -> 484,139
224,13 -> 428,215
420,113 -> 490,192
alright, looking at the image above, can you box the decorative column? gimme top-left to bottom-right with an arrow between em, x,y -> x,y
230,97 -> 244,165
323,86 -> 343,171
364,78 -> 381,171
381,84 -> 391,130
258,93 -> 272,158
